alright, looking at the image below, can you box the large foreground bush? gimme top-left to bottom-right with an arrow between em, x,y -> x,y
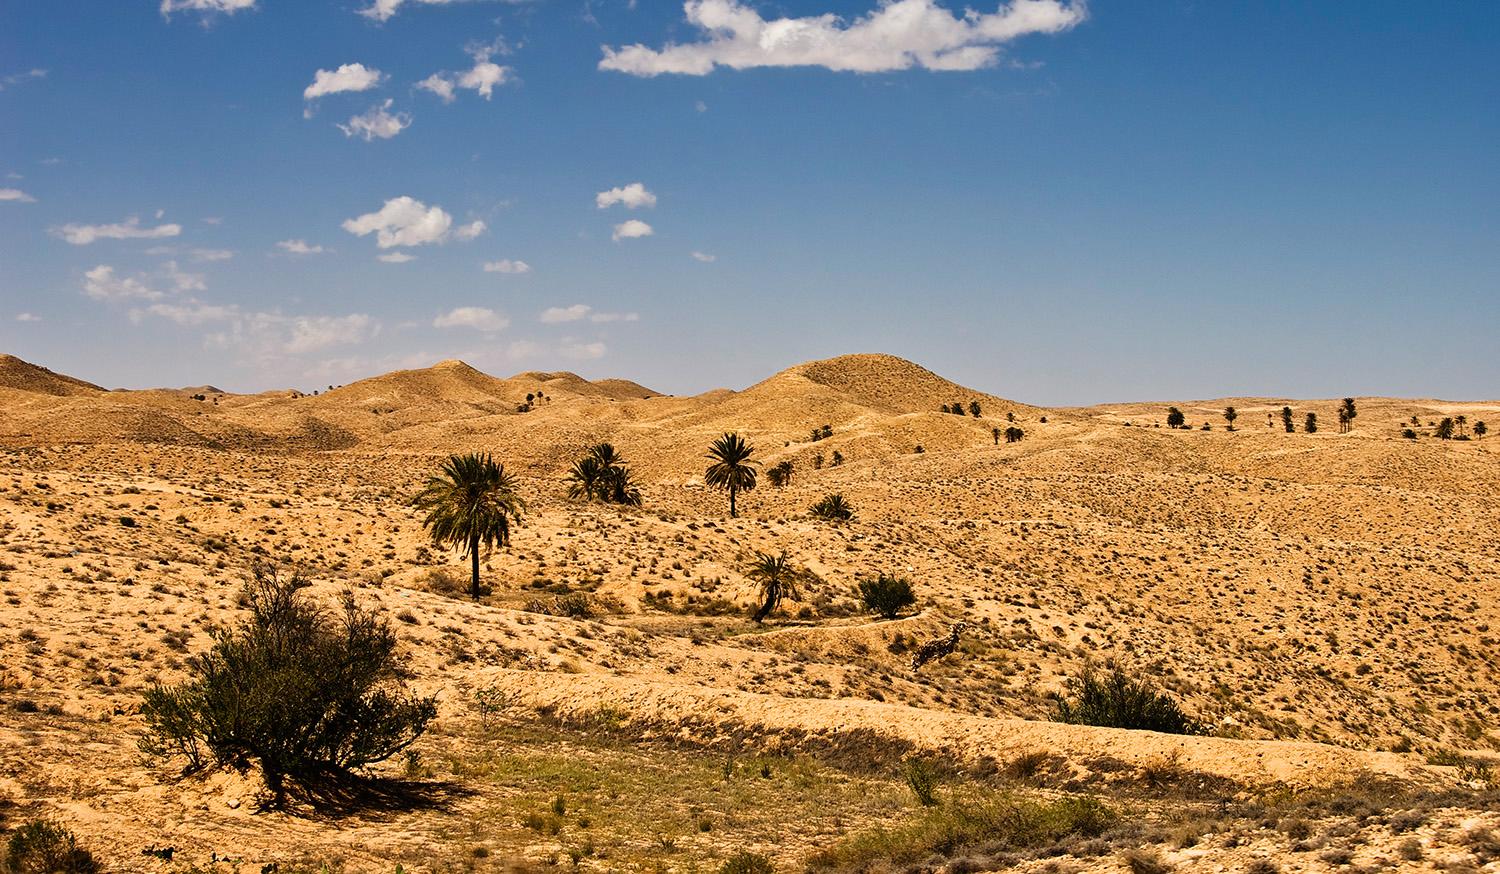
1051,666 -> 1203,735
4,820 -> 98,874
141,565 -> 437,791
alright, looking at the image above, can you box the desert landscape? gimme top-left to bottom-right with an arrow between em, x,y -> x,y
1,350 -> 1497,873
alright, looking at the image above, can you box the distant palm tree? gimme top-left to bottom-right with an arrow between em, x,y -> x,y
415,453 -> 525,600
1223,406 -> 1238,431
746,551 -> 801,623
992,426 -> 1001,445
1280,406 -> 1294,433
1339,398 -> 1358,433
566,455 -> 603,501
705,432 -> 758,518
1475,421 -> 1488,439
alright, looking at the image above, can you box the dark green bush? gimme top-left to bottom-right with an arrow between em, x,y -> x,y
857,575 -> 916,619
810,493 -> 854,522
140,565 -> 437,792
720,852 -> 775,874
1051,666 -> 1203,735
5,820 -> 98,874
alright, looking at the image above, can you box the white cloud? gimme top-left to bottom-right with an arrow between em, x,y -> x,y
160,0 -> 256,18
600,0 -> 1086,76
596,182 -> 657,210
540,304 -> 640,324
612,219 -> 654,241
52,216 -> 182,245
276,239 -> 326,255
483,259 -> 531,274
15,313 -> 41,323
145,245 -> 235,262
540,304 -> 591,324
338,99 -> 412,141
342,196 -> 485,249
83,265 -> 165,302
304,63 -> 385,100
360,0 -> 512,23
415,74 -> 457,104
0,188 -> 36,203
559,340 -> 608,360
434,306 -> 510,332
691,250 -> 716,262
202,312 -> 378,358
0,69 -> 47,91
418,43 -> 512,102
378,252 -> 417,263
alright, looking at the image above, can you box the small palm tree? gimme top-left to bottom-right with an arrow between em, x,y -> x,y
810,492 -> 854,521
589,443 -> 623,469
746,551 -> 801,623
1475,421 -> 1488,439
605,464 -> 642,506
705,432 -> 758,518
414,453 -> 525,600
1223,406 -> 1238,431
566,455 -> 603,501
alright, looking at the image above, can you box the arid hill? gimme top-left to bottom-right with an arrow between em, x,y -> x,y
1,350 -> 1498,871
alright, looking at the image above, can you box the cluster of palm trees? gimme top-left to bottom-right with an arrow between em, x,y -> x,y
566,443 -> 642,507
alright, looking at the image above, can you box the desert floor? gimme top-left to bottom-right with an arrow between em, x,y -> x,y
1,352 -> 1498,873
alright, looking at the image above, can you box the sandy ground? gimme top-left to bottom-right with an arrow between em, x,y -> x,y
1,351 -> 1497,871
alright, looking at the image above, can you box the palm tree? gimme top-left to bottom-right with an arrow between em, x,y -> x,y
589,443 -> 623,469
566,455 -> 603,501
1223,406 -> 1238,431
992,426 -> 1001,445
1475,421 -> 1488,439
414,453 -> 525,600
705,432 -> 757,518
604,464 -> 642,506
746,551 -> 801,623
1280,406 -> 1294,433
1339,398 -> 1357,433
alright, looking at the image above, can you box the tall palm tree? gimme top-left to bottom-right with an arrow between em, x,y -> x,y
705,432 -> 758,518
746,551 -> 801,623
414,453 -> 525,600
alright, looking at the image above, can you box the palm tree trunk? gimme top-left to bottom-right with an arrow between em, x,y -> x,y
729,485 -> 737,518
753,590 -> 773,623
470,535 -> 481,601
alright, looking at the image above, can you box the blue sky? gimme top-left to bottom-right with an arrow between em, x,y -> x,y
1,1 -> 1496,403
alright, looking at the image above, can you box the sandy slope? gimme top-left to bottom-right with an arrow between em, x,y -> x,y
1,351 -> 1497,870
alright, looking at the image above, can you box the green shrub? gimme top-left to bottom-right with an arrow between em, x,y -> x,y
857,575 -> 916,619
720,852 -> 775,874
5,820 -> 99,874
808,793 -> 1114,871
900,758 -> 940,806
140,565 -> 437,792
1051,666 -> 1203,735
810,493 -> 854,522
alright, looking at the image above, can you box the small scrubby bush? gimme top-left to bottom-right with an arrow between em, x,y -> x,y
140,565 -> 437,793
810,493 -> 854,522
901,758 -> 940,806
1051,666 -> 1203,735
5,820 -> 98,874
857,575 -> 916,619
721,852 -> 775,874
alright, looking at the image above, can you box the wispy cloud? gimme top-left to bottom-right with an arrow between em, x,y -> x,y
0,69 -> 47,91
483,259 -> 531,274
276,239 -> 327,255
338,99 -> 412,140
417,41 -> 512,102
540,304 -> 639,324
434,306 -> 510,332
53,216 -> 182,245
304,63 -> 385,100
0,188 -> 37,203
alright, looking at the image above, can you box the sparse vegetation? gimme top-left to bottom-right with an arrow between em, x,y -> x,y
567,443 -> 643,506
857,574 -> 915,619
810,492 -> 854,522
1166,407 -> 1185,429
706,432 -> 758,518
140,565 -> 437,795
4,820 -> 99,874
745,551 -> 802,623
414,452 -> 525,600
1051,665 -> 1203,735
